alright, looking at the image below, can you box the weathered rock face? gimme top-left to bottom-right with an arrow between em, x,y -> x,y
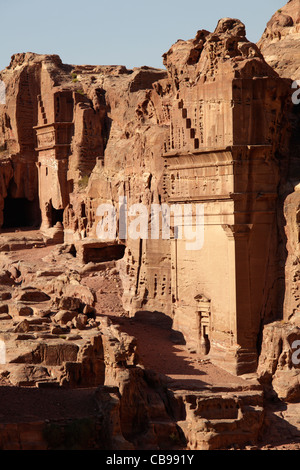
0,245 -> 266,450
254,1 -> 300,405
58,17 -> 292,377
0,14 -> 293,378
257,0 -> 300,322
258,0 -> 300,80
257,321 -> 300,403
1,2 -> 300,449
160,19 -> 291,375
0,54 -> 123,234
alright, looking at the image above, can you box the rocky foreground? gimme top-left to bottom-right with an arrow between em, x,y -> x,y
0,235 -> 297,450
1,0 -> 300,451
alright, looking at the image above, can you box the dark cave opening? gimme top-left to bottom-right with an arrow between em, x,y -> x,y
2,197 -> 41,229
82,244 -> 126,264
50,204 -> 64,227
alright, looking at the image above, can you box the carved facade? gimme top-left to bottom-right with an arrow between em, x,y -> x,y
0,18 -> 292,376
35,91 -> 74,229
160,71 -> 289,374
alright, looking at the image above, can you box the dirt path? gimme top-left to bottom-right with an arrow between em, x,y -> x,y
83,273 -> 254,392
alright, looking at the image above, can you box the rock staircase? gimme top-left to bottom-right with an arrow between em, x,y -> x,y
165,97 -> 201,153
37,94 -> 47,125
177,98 -> 200,151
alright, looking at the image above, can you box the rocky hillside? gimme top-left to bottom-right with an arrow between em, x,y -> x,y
258,0 -> 300,79
0,0 -> 300,450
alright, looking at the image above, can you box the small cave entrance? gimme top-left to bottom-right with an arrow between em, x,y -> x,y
51,206 -> 64,227
2,197 -> 41,229
46,200 -> 64,227
69,244 -> 77,257
82,243 -> 126,264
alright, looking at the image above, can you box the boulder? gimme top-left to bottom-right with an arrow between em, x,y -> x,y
53,310 -> 78,325
257,321 -> 300,402
9,303 -> 34,317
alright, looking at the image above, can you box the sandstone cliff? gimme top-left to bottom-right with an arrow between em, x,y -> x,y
0,11 -> 293,376
258,0 -> 300,80
255,0 -> 300,403
0,0 -> 300,450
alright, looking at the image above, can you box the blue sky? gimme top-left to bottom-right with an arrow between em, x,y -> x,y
0,0 -> 285,71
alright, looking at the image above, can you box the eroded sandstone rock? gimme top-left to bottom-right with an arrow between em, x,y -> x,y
258,0 -> 300,80
257,321 -> 300,402
0,0 -> 299,450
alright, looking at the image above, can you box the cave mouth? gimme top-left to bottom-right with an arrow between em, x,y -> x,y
82,243 -> 126,264
2,197 -> 41,229
50,204 -> 64,227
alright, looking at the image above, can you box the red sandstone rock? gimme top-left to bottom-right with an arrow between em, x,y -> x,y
0,0 -> 299,451
258,0 -> 300,79
0,11 -> 292,374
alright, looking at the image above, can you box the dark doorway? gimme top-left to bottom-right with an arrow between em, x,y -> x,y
82,243 -> 126,264
2,197 -> 41,229
51,205 -> 64,226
